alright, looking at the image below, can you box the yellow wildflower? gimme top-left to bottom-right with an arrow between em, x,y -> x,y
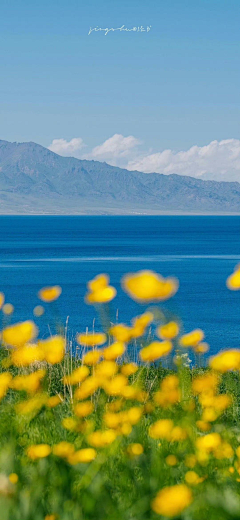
74,401 -> 94,417
127,443 -> 144,457
83,350 -> 102,365
192,372 -> 219,394
2,303 -> 14,315
226,265 -> 240,290
11,369 -> 46,394
103,342 -> 125,360
157,321 -> 179,340
0,292 -> 5,309
39,336 -> 65,364
179,329 -> 204,348
103,374 -> 128,396
214,442 -> 234,459
68,448 -> 96,465
63,365 -> 89,385
152,484 -> 192,517
46,395 -> 62,408
166,455 -> 178,466
110,323 -> 132,342
11,344 -> 44,366
2,320 -> 38,348
184,454 -> 197,468
209,349 -> 240,372
62,417 -> 78,431
53,442 -> 75,458
9,473 -> 18,484
194,342 -> 209,354
196,432 -> 222,453
87,429 -> 117,448
196,420 -> 211,432
33,305 -> 45,317
38,285 -> 62,302
149,419 -> 174,440
27,444 -> 51,460
140,341 -> 172,362
122,270 -> 178,303
185,471 -> 202,485
74,376 -> 100,400
77,332 -> 106,347
95,360 -> 118,378
121,363 -> 138,376
16,394 -> 47,415
0,372 -> 12,399
85,274 -> 116,304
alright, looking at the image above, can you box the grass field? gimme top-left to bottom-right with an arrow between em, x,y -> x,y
1,267 -> 240,520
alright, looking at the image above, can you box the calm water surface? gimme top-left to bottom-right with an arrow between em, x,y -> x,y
0,216 -> 240,355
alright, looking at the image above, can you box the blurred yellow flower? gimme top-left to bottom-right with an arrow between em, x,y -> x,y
157,321 -> 179,340
74,376 -> 100,400
127,443 -> 144,457
9,473 -> 18,484
152,484 -> 192,517
140,341 -> 172,362
68,448 -> 97,464
77,332 -> 106,347
185,471 -> 202,485
104,374 -> 128,396
16,394 -> 47,415
2,320 -> 38,348
47,395 -> 62,408
110,324 -> 132,342
10,344 -> 44,367
64,365 -> 89,385
87,429 -> 117,448
95,360 -> 118,378
149,419 -> 174,440
226,265 -> 240,290
209,349 -> 240,372
103,341 -> 125,360
2,303 -> 14,315
194,342 -> 209,354
0,372 -> 12,399
53,442 -> 75,458
0,292 -> 5,309
11,369 -> 46,394
33,305 -> 45,317
62,417 -> 78,431
121,363 -> 138,376
85,274 -> 116,304
196,432 -> 222,453
38,285 -> 62,302
122,270 -> 178,303
166,455 -> 178,466
74,401 -> 94,417
179,329 -> 204,348
39,335 -> 65,364
83,350 -> 102,365
192,372 -> 219,394
27,444 -> 51,460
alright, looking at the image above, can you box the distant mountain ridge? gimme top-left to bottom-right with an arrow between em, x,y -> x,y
0,139 -> 239,214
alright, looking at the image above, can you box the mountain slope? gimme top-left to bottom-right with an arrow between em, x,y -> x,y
0,139 -> 239,214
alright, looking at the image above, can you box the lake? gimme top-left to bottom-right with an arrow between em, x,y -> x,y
0,215 -> 240,355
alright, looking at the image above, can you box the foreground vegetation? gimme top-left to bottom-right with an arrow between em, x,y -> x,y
0,266 -> 240,520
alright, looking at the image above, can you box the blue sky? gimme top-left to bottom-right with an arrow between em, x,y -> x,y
1,0 -> 240,180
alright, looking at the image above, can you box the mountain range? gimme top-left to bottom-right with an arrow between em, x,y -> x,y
0,139 -> 240,214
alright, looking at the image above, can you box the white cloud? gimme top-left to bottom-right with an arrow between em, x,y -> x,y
127,139 -> 240,182
48,138 -> 86,158
85,133 -> 141,167
48,136 -> 240,182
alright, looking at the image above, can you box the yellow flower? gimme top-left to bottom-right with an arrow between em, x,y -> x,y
179,329 -> 204,348
166,455 -> 178,466
9,473 -> 18,484
103,342 -> 125,360
110,324 -> 132,342
149,419 -> 174,440
16,394 -> 47,415
226,265 -> 240,290
103,374 -> 128,396
27,444 -> 51,460
131,312 -> 154,338
127,443 -> 144,457
121,363 -> 138,376
122,270 -> 178,303
157,321 -> 179,340
63,365 -> 89,385
184,454 -> 197,468
74,376 -> 100,400
194,342 -> 209,354
68,448 -> 97,465
2,320 -> 38,348
0,372 -> 12,399
214,442 -> 234,459
196,432 -> 222,453
62,417 -> 78,431
185,471 -> 202,485
192,373 -> 219,394
77,332 -> 106,347
170,426 -> 188,442
74,401 -> 94,417
83,350 -> 102,365
45,516 -> 58,520
85,274 -> 116,304
196,421 -> 211,432
46,395 -> 62,408
140,341 -> 172,362
151,484 -> 192,517
0,292 -> 5,309
38,285 -> 62,302
87,429 -> 117,448
53,442 -> 75,458
209,349 -> 240,372
39,336 -> 65,364
11,344 -> 44,366
95,360 -> 118,378
11,369 -> 46,394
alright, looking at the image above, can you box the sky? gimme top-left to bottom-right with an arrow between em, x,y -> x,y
1,0 -> 240,180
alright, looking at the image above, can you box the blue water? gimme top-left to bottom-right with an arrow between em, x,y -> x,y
0,216 -> 240,355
